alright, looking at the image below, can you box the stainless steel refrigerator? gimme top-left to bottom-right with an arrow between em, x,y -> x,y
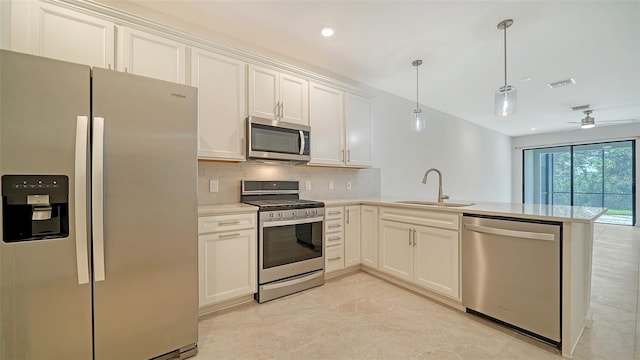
0,50 -> 198,359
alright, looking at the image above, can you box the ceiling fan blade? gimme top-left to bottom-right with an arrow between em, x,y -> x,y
599,118 -> 637,123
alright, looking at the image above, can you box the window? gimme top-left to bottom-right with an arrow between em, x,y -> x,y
523,140 -> 636,226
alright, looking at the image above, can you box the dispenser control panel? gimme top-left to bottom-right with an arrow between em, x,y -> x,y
2,175 -> 69,242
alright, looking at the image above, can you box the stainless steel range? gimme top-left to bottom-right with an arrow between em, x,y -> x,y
241,180 -> 325,303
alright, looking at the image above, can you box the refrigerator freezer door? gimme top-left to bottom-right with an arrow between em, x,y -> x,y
91,68 -> 198,359
0,50 -> 93,358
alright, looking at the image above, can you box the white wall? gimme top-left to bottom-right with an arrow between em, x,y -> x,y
512,123 -> 640,224
371,88 -> 512,202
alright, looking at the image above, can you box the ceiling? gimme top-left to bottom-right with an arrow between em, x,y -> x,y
127,0 -> 640,137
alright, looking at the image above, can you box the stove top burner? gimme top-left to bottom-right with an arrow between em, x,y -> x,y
244,199 -> 324,211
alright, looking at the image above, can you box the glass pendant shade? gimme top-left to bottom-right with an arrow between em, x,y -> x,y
413,108 -> 425,132
495,85 -> 516,116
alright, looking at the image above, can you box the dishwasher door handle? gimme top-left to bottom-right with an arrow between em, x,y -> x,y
464,223 -> 556,241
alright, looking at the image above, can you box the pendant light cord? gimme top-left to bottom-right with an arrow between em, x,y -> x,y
416,63 -> 419,109
503,25 -> 508,87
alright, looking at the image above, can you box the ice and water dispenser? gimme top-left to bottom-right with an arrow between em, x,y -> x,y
2,175 -> 69,242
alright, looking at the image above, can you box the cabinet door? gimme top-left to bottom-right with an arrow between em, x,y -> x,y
345,93 -> 373,167
117,26 -> 186,84
309,82 -> 344,166
344,206 -> 361,267
198,229 -> 257,306
28,2 -> 114,68
360,205 -> 378,268
192,48 -> 246,161
413,225 -> 459,299
379,220 -> 413,282
248,64 -> 278,120
280,73 -> 308,125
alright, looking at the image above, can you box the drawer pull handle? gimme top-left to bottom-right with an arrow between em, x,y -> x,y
328,236 -> 342,241
328,211 -> 342,215
219,220 -> 240,226
328,224 -> 342,229
328,256 -> 342,261
219,233 -> 241,238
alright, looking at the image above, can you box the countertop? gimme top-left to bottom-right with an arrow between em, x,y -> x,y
198,203 -> 258,216
319,197 -> 607,224
199,198 -> 606,223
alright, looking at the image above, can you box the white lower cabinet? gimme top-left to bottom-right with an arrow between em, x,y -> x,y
379,207 -> 460,299
360,205 -> 378,269
344,206 -> 361,267
198,211 -> 257,307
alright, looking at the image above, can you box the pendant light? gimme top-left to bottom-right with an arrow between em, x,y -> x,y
495,19 -> 516,116
412,59 -> 425,131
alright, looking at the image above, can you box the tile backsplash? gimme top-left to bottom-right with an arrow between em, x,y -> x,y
198,161 -> 381,205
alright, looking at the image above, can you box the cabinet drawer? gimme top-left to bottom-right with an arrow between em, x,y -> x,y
198,213 -> 256,234
325,218 -> 344,233
325,232 -> 344,246
325,244 -> 344,272
380,207 -> 459,231
325,207 -> 344,220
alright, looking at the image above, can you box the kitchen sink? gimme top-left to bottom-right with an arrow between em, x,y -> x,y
396,200 -> 475,207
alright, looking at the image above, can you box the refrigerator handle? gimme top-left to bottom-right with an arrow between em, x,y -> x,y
74,116 -> 90,285
92,117 -> 106,282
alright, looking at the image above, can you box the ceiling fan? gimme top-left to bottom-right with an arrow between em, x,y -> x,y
567,110 -> 636,129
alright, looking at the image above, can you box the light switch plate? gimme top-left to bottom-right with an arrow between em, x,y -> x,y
347,181 -> 352,190
305,180 -> 312,190
329,181 -> 334,190
209,179 -> 219,193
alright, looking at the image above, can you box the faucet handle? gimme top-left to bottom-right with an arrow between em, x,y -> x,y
440,194 -> 450,202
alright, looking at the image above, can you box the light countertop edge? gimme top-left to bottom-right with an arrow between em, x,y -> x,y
198,203 -> 258,216
320,198 -> 607,224
200,198 -> 606,223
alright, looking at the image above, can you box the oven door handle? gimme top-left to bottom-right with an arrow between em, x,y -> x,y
262,216 -> 324,228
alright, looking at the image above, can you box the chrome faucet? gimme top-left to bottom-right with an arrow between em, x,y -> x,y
422,168 -> 449,203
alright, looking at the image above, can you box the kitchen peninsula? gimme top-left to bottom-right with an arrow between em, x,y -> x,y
318,198 -> 605,358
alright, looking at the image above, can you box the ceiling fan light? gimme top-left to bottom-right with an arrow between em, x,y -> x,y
581,123 -> 595,129
495,85 -> 517,116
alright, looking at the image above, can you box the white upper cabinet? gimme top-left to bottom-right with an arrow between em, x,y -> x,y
309,82 -> 373,168
192,48 -> 246,161
309,81 -> 345,166
345,93 -> 373,167
117,26 -> 186,84
247,64 -> 308,125
16,1 -> 115,68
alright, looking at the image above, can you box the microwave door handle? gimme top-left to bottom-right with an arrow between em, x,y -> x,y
299,130 -> 305,155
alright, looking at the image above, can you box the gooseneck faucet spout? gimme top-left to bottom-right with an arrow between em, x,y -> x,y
422,168 -> 449,203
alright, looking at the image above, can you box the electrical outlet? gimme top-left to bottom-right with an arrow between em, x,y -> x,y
347,181 -> 352,190
305,180 -> 312,191
209,179 -> 219,193
328,181 -> 334,191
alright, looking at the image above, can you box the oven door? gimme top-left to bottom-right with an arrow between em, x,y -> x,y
259,215 -> 324,284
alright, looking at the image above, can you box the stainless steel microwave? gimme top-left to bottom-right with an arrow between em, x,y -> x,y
247,117 -> 311,162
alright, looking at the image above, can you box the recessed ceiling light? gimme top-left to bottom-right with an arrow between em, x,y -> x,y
520,76 -> 532,82
529,127 -> 537,131
321,28 -> 334,37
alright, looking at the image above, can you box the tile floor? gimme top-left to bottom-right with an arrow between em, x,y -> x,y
195,223 -> 640,359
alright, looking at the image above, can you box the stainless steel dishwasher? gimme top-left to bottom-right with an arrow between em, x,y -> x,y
462,214 -> 562,348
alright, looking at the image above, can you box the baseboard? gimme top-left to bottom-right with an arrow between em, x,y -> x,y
324,265 -> 360,280
360,266 -> 465,312
198,294 -> 255,317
